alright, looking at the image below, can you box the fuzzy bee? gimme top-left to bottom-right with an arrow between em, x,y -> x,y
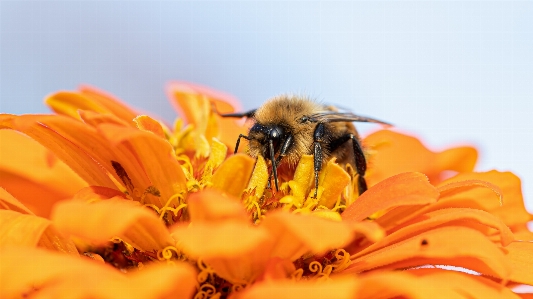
220,95 -> 389,197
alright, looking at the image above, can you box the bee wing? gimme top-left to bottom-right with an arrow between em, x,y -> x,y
309,111 -> 391,125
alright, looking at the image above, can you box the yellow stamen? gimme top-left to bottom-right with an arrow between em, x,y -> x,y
331,249 -> 352,272
195,284 -> 219,299
157,246 -> 183,265
197,258 -> 216,284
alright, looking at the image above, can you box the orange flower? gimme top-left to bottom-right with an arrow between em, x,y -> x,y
0,82 -> 532,298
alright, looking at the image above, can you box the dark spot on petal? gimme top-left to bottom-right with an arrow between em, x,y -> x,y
111,160 -> 134,192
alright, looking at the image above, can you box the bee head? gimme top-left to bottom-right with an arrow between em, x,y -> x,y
249,123 -> 286,155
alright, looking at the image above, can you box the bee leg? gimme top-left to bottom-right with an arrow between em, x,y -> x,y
348,134 -> 367,195
234,134 -> 252,154
266,136 -> 293,191
269,139 -> 279,191
276,135 -> 293,165
312,123 -> 326,198
329,134 -> 368,195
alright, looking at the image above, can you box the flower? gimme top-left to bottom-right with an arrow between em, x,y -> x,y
0,82 -> 532,298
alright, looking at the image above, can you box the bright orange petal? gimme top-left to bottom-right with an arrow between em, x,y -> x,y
171,221 -> 272,284
346,226 -> 511,280
79,109 -> 131,127
235,276 -> 358,299
0,246 -> 196,299
256,257 -> 296,282
211,154 -> 255,197
358,269 -> 521,299
187,189 -> 248,224
364,130 -> 477,185
355,271 -> 457,299
318,158 -> 351,209
0,209 -> 50,247
166,81 -> 248,148
72,186 -> 127,201
45,91 -> 109,120
513,228 -> 533,241
133,115 -> 166,139
504,241 -> 533,285
0,187 -> 33,215
1,114 -> 117,190
353,208 -> 514,259
97,123 -> 187,206
437,171 -> 533,230
261,211 -> 384,261
0,210 -> 77,254
342,172 -> 439,222
79,84 -> 139,125
51,199 -> 173,251
0,129 -> 90,216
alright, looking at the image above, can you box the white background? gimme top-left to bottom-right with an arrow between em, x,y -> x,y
1,1 -> 532,214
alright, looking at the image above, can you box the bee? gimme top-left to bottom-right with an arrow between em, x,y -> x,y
220,95 -> 389,197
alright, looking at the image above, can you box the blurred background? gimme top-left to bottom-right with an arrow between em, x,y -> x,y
1,1 -> 532,212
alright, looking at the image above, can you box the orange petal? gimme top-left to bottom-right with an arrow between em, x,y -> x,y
0,129 -> 90,216
45,91 -> 109,120
256,257 -> 296,282
355,271 -> 457,299
504,241 -> 533,285
171,221 -> 272,284
346,226 -> 511,280
22,115 -> 154,199
72,186 -> 127,201
357,269 -> 520,299
79,84 -> 139,125
0,187 -> 33,215
166,81 -> 248,148
166,81 -> 241,124
51,199 -> 173,251
133,115 -> 166,139
211,154 -> 255,197
261,211 -> 383,261
0,246 -> 196,299
342,172 -> 439,222
318,158 -> 351,209
235,276 -> 358,299
1,114 -> 117,191
97,123 -> 187,206
187,189 -> 248,224
353,208 -> 514,259
0,210 -> 77,254
79,109 -> 131,127
513,228 -> 533,241
364,130 -> 477,185
437,171 -> 533,229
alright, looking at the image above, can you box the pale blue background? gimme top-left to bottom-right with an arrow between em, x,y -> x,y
1,1 -> 532,213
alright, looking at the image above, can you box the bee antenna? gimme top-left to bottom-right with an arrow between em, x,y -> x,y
268,139 -> 279,191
